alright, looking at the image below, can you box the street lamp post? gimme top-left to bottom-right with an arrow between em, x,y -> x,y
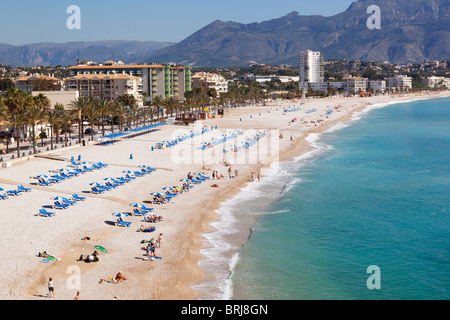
5,128 -> 9,154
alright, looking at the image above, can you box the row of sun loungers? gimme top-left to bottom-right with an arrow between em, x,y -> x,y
0,185 -> 32,200
38,193 -> 87,217
113,206 -> 163,227
34,161 -> 109,187
155,126 -> 217,149
90,165 -> 156,194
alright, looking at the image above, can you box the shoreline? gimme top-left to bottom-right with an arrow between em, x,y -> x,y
187,91 -> 450,300
0,91 -> 448,300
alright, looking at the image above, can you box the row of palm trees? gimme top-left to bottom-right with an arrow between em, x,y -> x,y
1,84 -> 270,158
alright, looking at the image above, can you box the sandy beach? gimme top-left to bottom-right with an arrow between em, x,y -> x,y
0,91 -> 448,300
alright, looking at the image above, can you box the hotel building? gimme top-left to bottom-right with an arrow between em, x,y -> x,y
65,73 -> 141,101
422,76 -> 449,89
388,75 -> 412,90
67,61 -> 192,101
342,74 -> 368,93
191,72 -> 228,95
299,50 -> 324,89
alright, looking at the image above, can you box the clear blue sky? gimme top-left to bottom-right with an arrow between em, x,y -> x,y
1,0 -> 355,45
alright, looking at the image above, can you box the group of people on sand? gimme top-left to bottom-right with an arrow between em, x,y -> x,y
142,233 -> 164,258
78,250 -> 100,263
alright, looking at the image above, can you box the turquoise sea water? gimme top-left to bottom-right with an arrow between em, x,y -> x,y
195,96 -> 450,300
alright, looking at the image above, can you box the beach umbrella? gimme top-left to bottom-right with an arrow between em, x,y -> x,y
36,174 -> 49,178
162,187 -> 174,190
150,192 -> 164,197
122,170 -> 133,174
90,182 -> 103,186
94,245 -> 107,253
129,203 -> 145,208
0,188 -> 3,191
51,196 -> 68,201
112,212 -> 128,217
179,179 -> 190,182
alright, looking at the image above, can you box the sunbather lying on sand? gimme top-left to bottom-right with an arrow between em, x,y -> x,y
139,225 -> 156,232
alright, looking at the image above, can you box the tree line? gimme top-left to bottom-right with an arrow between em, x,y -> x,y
0,84 -> 270,158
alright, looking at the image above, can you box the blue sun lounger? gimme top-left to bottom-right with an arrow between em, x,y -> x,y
91,187 -> 105,194
62,198 -> 77,206
105,182 -> 119,189
38,179 -> 53,186
82,166 -> 93,172
18,185 -> 32,192
6,190 -> 21,196
53,201 -> 70,209
110,178 -> 125,185
132,208 -> 147,216
137,205 -> 154,212
39,208 -> 56,217
0,194 -> 9,200
53,174 -> 68,181
118,177 -> 131,183
72,194 -> 86,201
97,184 -> 112,191
115,218 -> 132,227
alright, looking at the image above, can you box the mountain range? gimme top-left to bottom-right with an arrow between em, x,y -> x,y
0,40 -> 172,67
148,0 -> 450,66
0,0 -> 449,68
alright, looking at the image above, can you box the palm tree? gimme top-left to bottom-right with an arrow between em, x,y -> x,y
1,88 -> 34,157
163,96 -> 180,117
59,111 -> 74,147
69,96 -> 90,143
111,100 -> 128,132
83,102 -> 100,141
0,108 -> 28,158
46,109 -> 62,150
33,93 -> 51,110
151,95 -> 164,122
25,106 -> 45,154
96,98 -> 110,136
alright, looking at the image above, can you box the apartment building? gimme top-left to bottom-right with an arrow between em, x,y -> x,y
65,73 -> 141,101
67,61 -> 192,101
342,74 -> 368,93
368,80 -> 386,93
388,75 -> 412,90
192,72 -> 228,95
14,74 -> 63,92
299,50 -> 324,89
422,76 -> 449,88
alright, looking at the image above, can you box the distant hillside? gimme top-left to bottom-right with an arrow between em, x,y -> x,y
147,0 -> 450,66
0,40 -> 173,67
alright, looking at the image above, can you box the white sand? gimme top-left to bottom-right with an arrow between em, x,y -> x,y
0,91 -> 448,300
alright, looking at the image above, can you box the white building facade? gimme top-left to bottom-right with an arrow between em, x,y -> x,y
388,75 -> 412,90
299,50 -> 324,89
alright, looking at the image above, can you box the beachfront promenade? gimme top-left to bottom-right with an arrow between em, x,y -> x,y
0,92 -> 448,300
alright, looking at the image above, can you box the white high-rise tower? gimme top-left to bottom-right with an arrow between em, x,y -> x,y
299,50 -> 324,89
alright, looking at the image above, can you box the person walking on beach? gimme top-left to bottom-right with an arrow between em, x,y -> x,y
212,170 -> 216,180
258,172 -> 260,182
74,291 -> 80,300
48,278 -> 55,298
235,169 -> 238,178
251,172 -> 254,181
157,233 -> 164,248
